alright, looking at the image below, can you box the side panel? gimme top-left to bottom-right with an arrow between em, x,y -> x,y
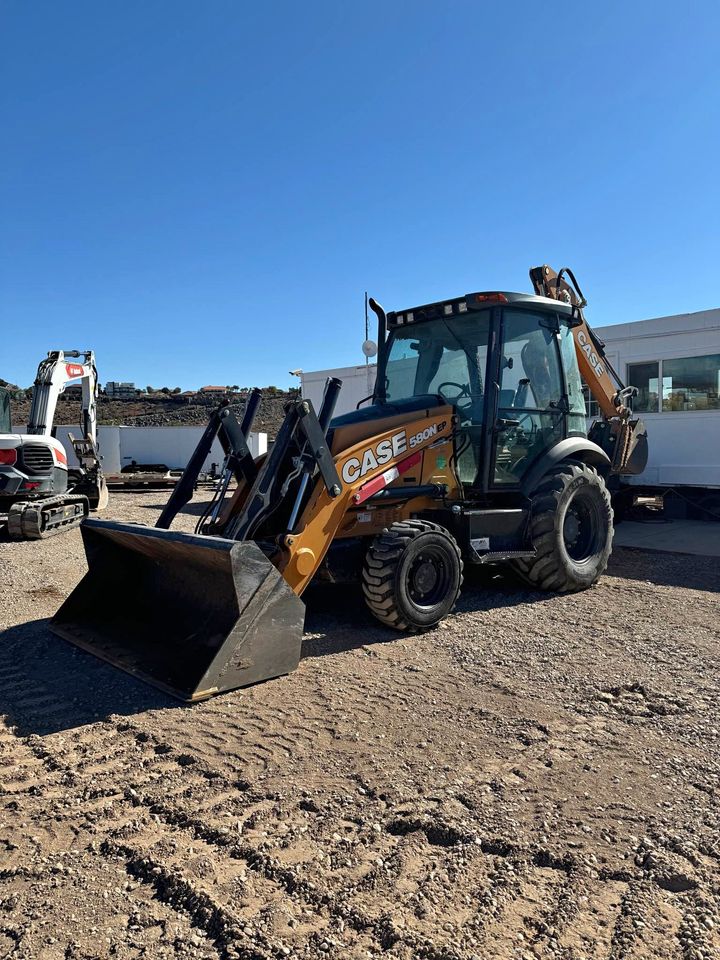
332,425 -> 458,541
279,409 -> 456,593
620,410 -> 720,488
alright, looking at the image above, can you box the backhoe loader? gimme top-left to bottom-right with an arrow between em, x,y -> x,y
51,266 -> 647,700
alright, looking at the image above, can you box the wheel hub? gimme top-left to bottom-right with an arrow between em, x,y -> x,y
562,489 -> 604,562
412,558 -> 439,596
563,511 -> 581,546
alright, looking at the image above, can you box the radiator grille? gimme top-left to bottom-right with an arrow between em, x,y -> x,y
20,443 -> 55,475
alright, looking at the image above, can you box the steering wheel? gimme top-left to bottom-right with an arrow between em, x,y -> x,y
509,412 -> 535,430
437,381 -> 473,420
437,381 -> 471,402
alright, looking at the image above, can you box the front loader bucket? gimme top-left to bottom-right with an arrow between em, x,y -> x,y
50,519 -> 305,701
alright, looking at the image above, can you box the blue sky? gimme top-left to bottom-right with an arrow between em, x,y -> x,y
1,1 -> 719,390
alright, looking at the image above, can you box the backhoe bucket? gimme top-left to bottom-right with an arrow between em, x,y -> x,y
76,474 -> 109,511
50,519 -> 306,701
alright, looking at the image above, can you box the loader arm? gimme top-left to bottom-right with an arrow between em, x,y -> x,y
208,391 -> 455,594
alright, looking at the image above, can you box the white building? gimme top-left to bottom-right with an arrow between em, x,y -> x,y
588,309 -> 720,489
300,363 -> 376,416
47,425 -> 267,477
300,308 -> 720,492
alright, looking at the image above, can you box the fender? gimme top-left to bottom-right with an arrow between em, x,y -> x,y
521,438 -> 610,496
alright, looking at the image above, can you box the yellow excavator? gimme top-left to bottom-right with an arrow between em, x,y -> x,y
51,266 -> 647,700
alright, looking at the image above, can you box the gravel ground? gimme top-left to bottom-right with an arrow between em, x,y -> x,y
0,491 -> 719,960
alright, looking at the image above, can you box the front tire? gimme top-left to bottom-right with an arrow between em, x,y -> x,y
513,462 -> 613,592
363,520 -> 463,631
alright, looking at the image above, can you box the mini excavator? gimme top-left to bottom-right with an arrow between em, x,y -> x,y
0,351 -> 108,539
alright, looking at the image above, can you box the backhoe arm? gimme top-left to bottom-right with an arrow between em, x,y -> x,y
530,265 -> 634,419
530,265 -> 648,475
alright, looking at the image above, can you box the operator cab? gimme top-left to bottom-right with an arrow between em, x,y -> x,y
375,291 -> 588,491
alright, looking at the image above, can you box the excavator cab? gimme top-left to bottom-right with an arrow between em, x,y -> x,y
52,267 -> 646,701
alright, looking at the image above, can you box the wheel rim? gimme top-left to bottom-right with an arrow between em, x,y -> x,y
407,547 -> 452,608
563,488 -> 605,563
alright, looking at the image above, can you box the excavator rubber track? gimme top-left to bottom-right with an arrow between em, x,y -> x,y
7,495 -> 89,541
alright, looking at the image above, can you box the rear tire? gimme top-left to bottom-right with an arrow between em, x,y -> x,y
363,520 -> 463,631
513,462 -> 613,592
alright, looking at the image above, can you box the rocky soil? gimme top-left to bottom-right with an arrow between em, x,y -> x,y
0,492 -> 719,959
9,391 -> 296,437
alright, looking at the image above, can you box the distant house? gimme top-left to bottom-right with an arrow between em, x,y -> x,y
105,381 -> 137,399
199,385 -> 227,393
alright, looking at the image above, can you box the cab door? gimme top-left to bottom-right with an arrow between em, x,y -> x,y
491,308 -> 566,487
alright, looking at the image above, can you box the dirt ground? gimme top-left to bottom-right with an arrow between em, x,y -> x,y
0,492 -> 719,960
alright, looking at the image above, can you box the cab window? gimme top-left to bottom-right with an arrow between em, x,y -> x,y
383,313 -> 491,416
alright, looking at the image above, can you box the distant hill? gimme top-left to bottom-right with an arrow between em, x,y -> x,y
8,389 -> 299,439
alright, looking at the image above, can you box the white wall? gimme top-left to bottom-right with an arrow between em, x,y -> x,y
301,364 -> 376,418
594,308 -> 720,358
121,425 -> 266,472
594,309 -> 720,488
48,425 -> 267,475
52,426 -> 123,474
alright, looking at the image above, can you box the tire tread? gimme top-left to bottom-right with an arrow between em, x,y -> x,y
363,520 -> 463,631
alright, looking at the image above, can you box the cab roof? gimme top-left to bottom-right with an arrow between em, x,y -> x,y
387,291 -> 572,328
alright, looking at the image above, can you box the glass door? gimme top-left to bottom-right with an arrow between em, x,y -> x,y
492,309 -> 566,486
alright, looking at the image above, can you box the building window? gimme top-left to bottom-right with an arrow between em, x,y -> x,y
661,354 -> 720,412
627,361 -> 660,413
626,355 -> 720,413
581,381 -> 600,418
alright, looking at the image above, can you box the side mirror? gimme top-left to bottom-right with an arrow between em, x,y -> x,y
362,340 -> 378,358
